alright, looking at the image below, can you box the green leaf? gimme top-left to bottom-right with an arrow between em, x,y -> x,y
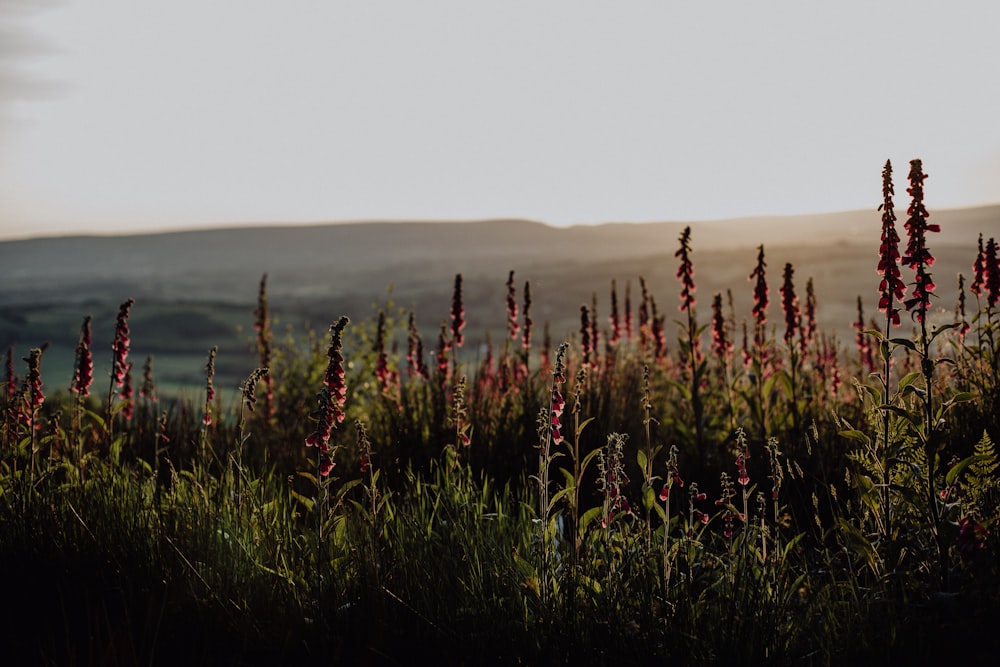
290,490 -> 314,512
946,454 -> 993,487
579,506 -> 603,535
636,449 -> 648,476
888,337 -> 918,353
898,371 -> 922,391
839,429 -> 871,446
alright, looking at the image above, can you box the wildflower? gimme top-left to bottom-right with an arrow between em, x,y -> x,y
548,343 -> 568,446
374,311 -> 391,394
590,293 -> 600,369
598,433 -> 631,526
111,298 -> 135,388
956,274 -> 970,343
661,444 -> 684,501
985,237 -> 1000,308
749,245 -> 768,334
202,346 -> 217,427
406,312 -> 429,381
451,273 -> 465,348
120,361 -> 134,421
676,226 -> 696,313
609,279 -> 621,345
711,293 -> 733,363
506,270 -> 519,341
435,322 -> 451,382
735,427 -> 750,486
877,160 -> 905,327
970,234 -> 986,298
854,296 -> 875,373
5,345 -> 16,402
72,315 -> 93,397
779,262 -> 800,346
579,304 -> 592,368
623,280 -> 633,342
319,454 -> 334,477
306,317 -> 350,476
715,472 -> 737,538
901,159 -> 939,322
21,347 -> 44,428
522,280 -> 532,352
801,277 -> 817,353
253,274 -> 274,418
240,367 -> 269,413
356,418 -> 373,473
139,355 -> 156,403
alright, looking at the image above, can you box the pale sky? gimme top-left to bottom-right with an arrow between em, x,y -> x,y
2,1 -> 999,240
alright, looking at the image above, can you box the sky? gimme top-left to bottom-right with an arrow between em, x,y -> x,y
1,1 -> 999,241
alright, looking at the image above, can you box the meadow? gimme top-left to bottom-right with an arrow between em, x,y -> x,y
1,159 -> 998,665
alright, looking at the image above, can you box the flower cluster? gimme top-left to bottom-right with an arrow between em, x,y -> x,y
548,343 -> 568,446
676,226 -> 696,313
985,237 -> 1000,308
450,273 -> 465,348
877,160 -> 906,327
779,262 -> 800,346
710,293 -> 733,364
505,270 -> 519,341
305,317 -> 350,477
687,482 -> 709,535
715,472 -> 739,539
659,444 -> 684,502
112,298 -> 134,388
140,355 -> 157,404
749,245 -> 768,350
240,367 -> 269,414
120,361 -> 134,421
735,427 -> 750,487
253,274 -> 274,418
19,348 -> 44,430
579,304 -> 593,368
72,315 -> 93,397
609,279 -> 621,345
597,433 -> 631,528
522,280 -> 532,352
406,312 -> 428,381
901,159 -> 940,322
202,346 -> 217,427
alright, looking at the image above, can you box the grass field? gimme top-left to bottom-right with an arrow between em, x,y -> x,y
1,164 -> 999,664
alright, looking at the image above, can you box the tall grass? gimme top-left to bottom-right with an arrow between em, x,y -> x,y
1,160 -> 999,664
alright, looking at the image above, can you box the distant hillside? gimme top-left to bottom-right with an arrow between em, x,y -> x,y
1,206 -> 995,394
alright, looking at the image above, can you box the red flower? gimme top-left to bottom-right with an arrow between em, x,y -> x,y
319,454 -> 335,477
901,159 -> 938,323
451,273 -> 465,348
676,226 -> 696,313
779,262 -> 800,346
985,237 -> 1000,308
506,270 -> 519,340
73,315 -> 93,397
111,298 -> 134,389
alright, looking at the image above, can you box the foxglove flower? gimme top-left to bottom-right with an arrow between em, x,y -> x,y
139,355 -> 157,403
970,234 -> 986,298
120,361 -> 134,421
985,237 -> 1000,308
406,312 -> 429,381
711,293 -> 733,363
253,274 -> 274,418
522,280 -> 533,352
609,279 -> 621,345
505,270 -> 519,341
549,343 -> 568,446
676,226 -> 696,313
451,273 -> 465,348
111,298 -> 134,388
306,317 -> 350,472
779,262 -> 800,346
901,159 -> 939,323
202,347 -> 217,427
72,315 -> 93,397
877,160 -> 906,327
